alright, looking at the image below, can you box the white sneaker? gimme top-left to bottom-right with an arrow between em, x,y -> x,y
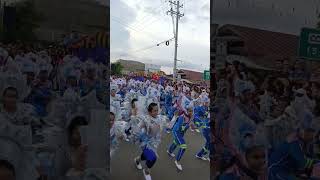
195,129 -> 200,133
125,138 -> 130,142
167,150 -> 175,157
196,154 -> 207,161
202,156 -> 208,161
175,160 -> 183,171
143,169 -> 152,180
134,157 -> 142,170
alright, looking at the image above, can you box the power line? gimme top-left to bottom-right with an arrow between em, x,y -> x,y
111,16 -> 143,33
112,13 -> 160,33
160,0 -> 174,38
116,2 -> 173,40
134,16 -> 158,30
110,15 -> 133,28
111,1 -> 143,26
130,5 -> 163,30
116,37 -> 174,60
131,11 -> 155,29
114,1 -> 173,42
134,0 -> 171,32
112,1 -> 161,31
127,37 -> 175,55
136,18 -> 161,32
111,16 -> 163,41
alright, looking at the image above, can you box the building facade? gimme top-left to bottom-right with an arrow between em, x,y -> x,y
177,69 -> 204,83
33,0 -> 108,42
145,63 -> 161,74
212,24 -> 300,70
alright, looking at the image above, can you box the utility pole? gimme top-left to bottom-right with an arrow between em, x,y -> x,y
167,0 -> 184,82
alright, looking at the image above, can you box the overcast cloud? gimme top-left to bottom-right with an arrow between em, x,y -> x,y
110,0 -> 210,73
212,0 -> 319,35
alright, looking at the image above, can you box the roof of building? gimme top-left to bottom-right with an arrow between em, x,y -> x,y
177,69 -> 204,82
178,69 -> 203,74
118,59 -> 145,65
220,24 -> 299,57
218,24 -> 300,69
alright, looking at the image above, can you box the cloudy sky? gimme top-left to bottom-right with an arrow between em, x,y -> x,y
212,0 -> 320,35
110,0 -> 210,74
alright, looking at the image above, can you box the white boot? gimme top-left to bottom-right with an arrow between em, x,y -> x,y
134,157 -> 142,170
175,160 -> 183,171
143,168 -> 152,180
196,154 -> 208,161
167,150 -> 175,157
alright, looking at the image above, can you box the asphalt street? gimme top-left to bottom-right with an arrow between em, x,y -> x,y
110,130 -> 210,180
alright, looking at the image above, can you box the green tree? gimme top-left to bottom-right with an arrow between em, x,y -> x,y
3,0 -> 44,43
111,62 -> 123,75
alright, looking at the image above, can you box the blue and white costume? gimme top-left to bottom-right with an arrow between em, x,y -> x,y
133,114 -> 163,170
268,132 -> 318,180
110,84 -> 122,121
196,107 -> 211,160
110,118 -> 127,158
167,112 -> 193,168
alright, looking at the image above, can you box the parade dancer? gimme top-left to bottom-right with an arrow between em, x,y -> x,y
217,144 -> 266,180
146,82 -> 160,108
163,88 -> 174,133
59,60 -> 81,96
167,106 -> 194,171
269,127 -> 319,180
20,59 -> 39,87
168,89 -> 179,121
0,120 -> 40,180
230,81 -> 267,154
110,111 -> 119,158
216,117 -> 267,180
193,96 -> 209,133
266,88 -> 316,148
110,84 -> 122,121
195,107 -> 211,161
79,61 -> 100,97
123,98 -> 139,141
133,103 -> 162,180
29,59 -> 53,117
180,89 -> 200,132
110,109 -> 126,158
159,86 -> 166,115
258,89 -> 277,120
0,71 -> 39,127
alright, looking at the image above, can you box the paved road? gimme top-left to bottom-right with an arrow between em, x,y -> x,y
110,130 -> 210,180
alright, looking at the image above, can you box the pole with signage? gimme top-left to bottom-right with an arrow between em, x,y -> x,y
203,70 -> 210,80
167,1 -> 184,82
299,28 -> 320,60
298,28 -> 320,81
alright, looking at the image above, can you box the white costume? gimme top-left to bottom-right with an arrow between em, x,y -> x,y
0,121 -> 39,180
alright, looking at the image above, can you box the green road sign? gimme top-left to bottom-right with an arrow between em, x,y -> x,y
299,28 -> 320,60
203,70 -> 210,80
